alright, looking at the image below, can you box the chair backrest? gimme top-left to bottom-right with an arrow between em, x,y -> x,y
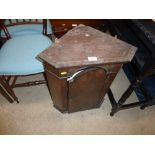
0,20 -> 11,40
4,19 -> 44,26
0,19 -> 49,40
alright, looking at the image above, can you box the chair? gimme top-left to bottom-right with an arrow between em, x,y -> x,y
0,19 -> 53,39
0,19 -> 53,102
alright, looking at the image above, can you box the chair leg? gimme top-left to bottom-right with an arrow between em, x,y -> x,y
0,78 -> 19,103
0,86 -> 14,103
0,73 -> 47,103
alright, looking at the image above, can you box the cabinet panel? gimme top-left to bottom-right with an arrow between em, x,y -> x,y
68,68 -> 107,112
45,70 -> 68,112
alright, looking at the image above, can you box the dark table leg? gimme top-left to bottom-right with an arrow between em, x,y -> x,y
108,77 -> 155,116
118,83 -> 134,105
118,78 -> 143,105
107,89 -> 120,116
118,78 -> 153,109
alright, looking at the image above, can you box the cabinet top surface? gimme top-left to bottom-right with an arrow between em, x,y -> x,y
39,25 -> 137,68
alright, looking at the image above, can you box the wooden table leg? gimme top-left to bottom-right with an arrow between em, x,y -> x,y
108,88 -> 120,116
108,78 -> 154,116
118,83 -> 134,105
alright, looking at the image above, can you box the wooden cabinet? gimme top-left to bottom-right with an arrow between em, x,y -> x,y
50,19 -> 108,38
39,25 -> 136,113
44,63 -> 121,112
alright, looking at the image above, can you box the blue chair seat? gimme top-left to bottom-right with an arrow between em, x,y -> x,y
1,21 -> 53,38
0,34 -> 52,75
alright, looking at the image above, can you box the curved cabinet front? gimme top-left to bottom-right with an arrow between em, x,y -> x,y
68,67 -> 107,112
44,63 -> 121,113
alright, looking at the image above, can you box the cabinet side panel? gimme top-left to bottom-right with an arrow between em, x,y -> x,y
45,71 -> 68,113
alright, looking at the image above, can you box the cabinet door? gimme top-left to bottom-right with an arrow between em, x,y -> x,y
68,67 -> 107,112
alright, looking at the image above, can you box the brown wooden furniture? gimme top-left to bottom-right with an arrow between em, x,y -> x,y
50,19 -> 109,38
108,19 -> 155,115
39,25 -> 136,113
0,77 -> 13,103
0,19 -> 52,102
0,19 -> 52,43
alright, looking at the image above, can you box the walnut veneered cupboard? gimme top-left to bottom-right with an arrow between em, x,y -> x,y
39,25 -> 136,113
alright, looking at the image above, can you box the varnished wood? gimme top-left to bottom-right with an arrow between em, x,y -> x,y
44,62 -> 122,113
68,67 -> 107,112
12,76 -> 18,87
12,79 -> 46,88
0,85 -> 13,103
0,21 -> 11,40
50,19 -> 109,38
39,25 -> 136,113
39,25 -> 136,69
3,19 -> 43,27
45,70 -> 68,112
0,19 -> 48,42
0,77 -> 18,102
